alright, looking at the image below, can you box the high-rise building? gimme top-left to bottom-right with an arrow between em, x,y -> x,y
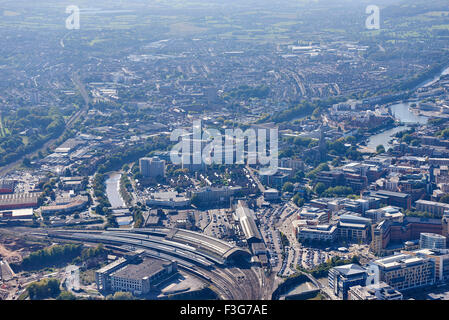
139,157 -> 166,178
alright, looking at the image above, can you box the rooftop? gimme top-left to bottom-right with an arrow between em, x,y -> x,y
111,258 -> 169,280
332,263 -> 366,276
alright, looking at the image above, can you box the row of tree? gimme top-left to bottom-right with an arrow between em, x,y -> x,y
27,279 -> 61,300
18,244 -> 83,271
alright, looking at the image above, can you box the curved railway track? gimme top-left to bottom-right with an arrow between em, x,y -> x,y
45,229 -> 265,300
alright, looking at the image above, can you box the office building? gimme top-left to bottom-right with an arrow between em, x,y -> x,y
364,190 -> 411,210
420,233 -> 447,250
406,248 -> 449,283
337,214 -> 371,243
145,191 -> 190,208
328,264 -> 368,300
298,224 -> 337,243
190,186 -> 241,205
372,253 -> 435,291
371,217 -> 443,256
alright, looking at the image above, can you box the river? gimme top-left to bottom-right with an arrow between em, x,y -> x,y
421,66 -> 449,88
365,101 -> 427,151
364,65 -> 449,150
105,172 -> 126,208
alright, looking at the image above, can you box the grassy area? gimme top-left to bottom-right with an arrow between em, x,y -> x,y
80,269 -> 96,286
18,291 -> 29,300
308,293 -> 326,300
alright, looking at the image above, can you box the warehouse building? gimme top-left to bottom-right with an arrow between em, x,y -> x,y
0,193 -> 40,210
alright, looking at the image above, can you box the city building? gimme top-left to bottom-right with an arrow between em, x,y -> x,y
371,253 -> 435,291
416,200 -> 449,217
145,191 -> 190,208
348,282 -> 403,300
298,224 -> 337,243
328,264 -> 368,300
0,193 -> 40,210
139,157 -> 166,178
364,190 -> 412,210
371,217 -> 444,256
365,206 -> 404,223
298,206 -> 330,224
263,188 -> 280,201
336,214 -> 372,243
190,186 -> 241,206
96,251 -> 178,295
40,196 -> 89,215
420,233 -> 447,250
405,249 -> 449,283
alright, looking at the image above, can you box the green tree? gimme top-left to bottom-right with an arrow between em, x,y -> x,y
22,157 -> 31,167
282,182 -> 294,193
106,292 -> 135,300
57,291 -> 77,300
376,145 -> 385,154
27,279 -> 61,300
292,194 -> 305,207
314,182 -> 327,196
440,194 -> 449,204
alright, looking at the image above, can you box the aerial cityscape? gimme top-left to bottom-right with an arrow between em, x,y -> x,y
1,0 -> 449,305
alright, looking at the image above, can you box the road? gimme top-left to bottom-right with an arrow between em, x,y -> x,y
245,166 -> 265,193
